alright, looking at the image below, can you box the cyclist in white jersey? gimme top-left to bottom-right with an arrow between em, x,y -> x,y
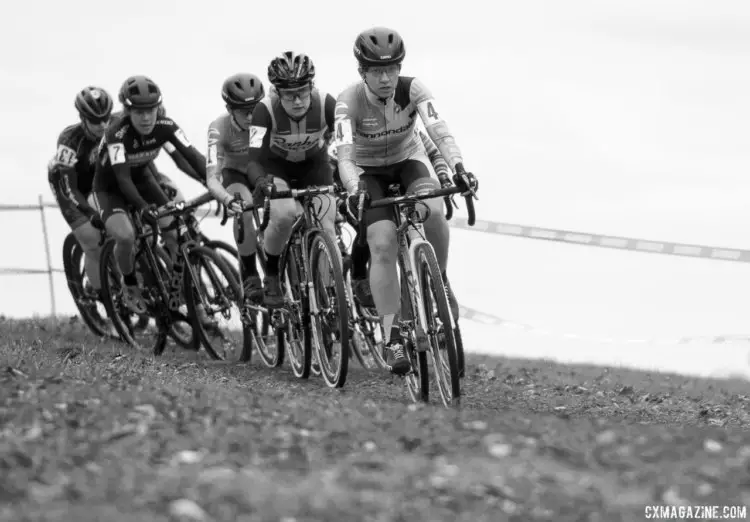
334,27 -> 478,375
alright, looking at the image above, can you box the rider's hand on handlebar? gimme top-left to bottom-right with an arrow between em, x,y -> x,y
347,181 -> 370,223
437,170 -> 453,190
89,213 -> 105,231
225,196 -> 245,216
453,163 -> 478,197
252,175 -> 276,207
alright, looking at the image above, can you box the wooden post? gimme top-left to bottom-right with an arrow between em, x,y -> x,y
38,194 -> 56,316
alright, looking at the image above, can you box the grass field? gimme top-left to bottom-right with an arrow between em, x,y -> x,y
1,316 -> 749,522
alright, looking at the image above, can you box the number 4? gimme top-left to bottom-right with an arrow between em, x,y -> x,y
427,102 -> 439,121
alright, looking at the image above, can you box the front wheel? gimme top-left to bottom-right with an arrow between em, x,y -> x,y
415,243 -> 461,407
278,244 -> 312,379
308,231 -> 350,389
62,233 -> 113,338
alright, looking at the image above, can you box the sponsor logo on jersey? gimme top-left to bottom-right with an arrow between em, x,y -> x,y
271,133 -> 323,152
357,121 -> 414,140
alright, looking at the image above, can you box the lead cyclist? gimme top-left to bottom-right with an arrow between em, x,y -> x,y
335,27 -> 479,375
328,126 -> 455,310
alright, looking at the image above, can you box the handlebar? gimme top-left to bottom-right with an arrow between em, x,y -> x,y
356,184 -> 476,246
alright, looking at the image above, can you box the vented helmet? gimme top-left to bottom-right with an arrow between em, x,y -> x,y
267,52 -> 316,89
353,27 -> 406,67
119,75 -> 162,109
74,86 -> 113,122
221,73 -> 265,108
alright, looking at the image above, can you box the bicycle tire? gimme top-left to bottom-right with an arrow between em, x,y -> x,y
308,230 -> 350,388
414,242 -> 461,406
278,241 -> 312,379
184,245 -> 245,361
205,239 -> 241,286
62,233 -> 113,338
443,275 -> 466,378
401,255 -> 429,403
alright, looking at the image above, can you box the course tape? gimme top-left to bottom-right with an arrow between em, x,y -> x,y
7,199 -> 747,263
459,305 -> 750,346
450,217 -> 750,264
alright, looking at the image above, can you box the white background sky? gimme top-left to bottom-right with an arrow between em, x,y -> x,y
2,0 -> 750,377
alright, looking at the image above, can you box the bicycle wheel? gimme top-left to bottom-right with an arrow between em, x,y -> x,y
98,239 -> 169,355
205,239 -> 240,285
184,245 -> 245,361
443,276 -> 466,378
401,258 -> 429,403
308,230 -> 350,388
62,233 -> 113,338
414,243 -> 461,406
278,243 -> 312,379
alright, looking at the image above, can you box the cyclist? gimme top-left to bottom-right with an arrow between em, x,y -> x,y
48,86 -> 114,299
335,27 -> 479,375
205,73 -> 266,300
328,126 -> 454,309
247,52 -> 338,309
92,75 -> 209,313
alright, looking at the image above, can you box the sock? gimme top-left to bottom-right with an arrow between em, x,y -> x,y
265,252 -> 280,276
241,254 -> 258,277
123,271 -> 138,287
382,313 -> 401,345
351,240 -> 370,280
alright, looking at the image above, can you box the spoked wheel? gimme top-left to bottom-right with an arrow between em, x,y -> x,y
308,231 -> 349,388
342,268 -> 382,370
278,247 -> 312,379
249,260 -> 283,369
444,276 -> 465,378
99,240 -> 194,355
401,261 -> 429,403
415,244 -> 461,407
62,233 -> 114,338
184,246 -> 245,361
204,240 -> 240,282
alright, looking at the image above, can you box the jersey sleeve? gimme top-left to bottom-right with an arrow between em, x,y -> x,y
206,118 -> 229,204
52,132 -> 96,216
246,103 -> 273,186
163,118 -> 207,185
411,78 -> 464,171
417,128 -> 450,179
333,88 -> 362,193
106,130 -> 150,210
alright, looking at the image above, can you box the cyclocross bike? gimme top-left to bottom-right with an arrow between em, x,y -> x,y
357,179 -> 477,407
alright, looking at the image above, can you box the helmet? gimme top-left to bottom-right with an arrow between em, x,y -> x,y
74,86 -> 113,122
353,27 -> 406,67
119,75 -> 162,109
267,52 -> 316,89
221,73 -> 265,108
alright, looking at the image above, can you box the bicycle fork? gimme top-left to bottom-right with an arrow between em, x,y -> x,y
401,224 -> 430,352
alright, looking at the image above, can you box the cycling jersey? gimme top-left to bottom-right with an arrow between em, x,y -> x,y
48,123 -> 100,217
207,113 -> 250,173
92,115 -> 206,210
247,88 -> 336,186
334,77 -> 463,192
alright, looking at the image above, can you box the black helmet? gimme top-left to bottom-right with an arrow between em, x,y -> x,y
119,75 -> 162,109
74,86 -> 113,122
221,73 -> 265,108
353,27 -> 406,67
267,52 -> 316,89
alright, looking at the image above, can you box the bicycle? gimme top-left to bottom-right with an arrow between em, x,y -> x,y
255,185 -> 351,388
356,180 -> 477,407
332,193 -> 387,370
98,192 -> 233,356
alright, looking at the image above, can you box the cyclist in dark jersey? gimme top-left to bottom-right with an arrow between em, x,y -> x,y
48,86 -> 114,299
92,75 -> 208,313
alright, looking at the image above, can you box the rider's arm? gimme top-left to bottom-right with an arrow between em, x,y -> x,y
333,91 -> 362,194
410,78 -> 464,173
163,122 -> 208,186
162,141 -> 200,181
52,141 -> 96,216
417,128 -> 451,180
246,104 -> 272,186
138,167 -> 170,207
206,121 -> 231,204
107,141 -> 150,210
